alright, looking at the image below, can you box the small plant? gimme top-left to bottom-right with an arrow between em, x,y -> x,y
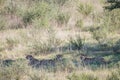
69,36 -> 83,50
77,3 -> 94,16
56,12 -> 70,26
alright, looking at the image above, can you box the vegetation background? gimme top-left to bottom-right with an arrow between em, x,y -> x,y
0,0 -> 120,80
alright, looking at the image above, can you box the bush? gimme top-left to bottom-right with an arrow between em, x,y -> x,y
67,73 -> 98,80
21,2 -> 52,27
56,12 -> 70,26
77,3 -> 94,16
69,36 -> 83,50
105,0 -> 120,10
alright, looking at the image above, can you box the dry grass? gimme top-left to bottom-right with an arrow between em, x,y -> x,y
0,62 -> 113,80
0,0 -> 120,80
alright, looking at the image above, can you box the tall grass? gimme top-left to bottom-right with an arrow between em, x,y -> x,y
0,0 -> 120,80
27,29 -> 62,55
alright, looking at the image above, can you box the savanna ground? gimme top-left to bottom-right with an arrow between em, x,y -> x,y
0,0 -> 120,80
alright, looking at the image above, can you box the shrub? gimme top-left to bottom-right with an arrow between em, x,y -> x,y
104,0 -> 120,10
21,2 -> 51,27
56,12 -> 70,26
69,36 -> 83,50
77,3 -> 94,16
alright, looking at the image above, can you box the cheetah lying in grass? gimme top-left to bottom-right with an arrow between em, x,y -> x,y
26,54 -> 63,68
